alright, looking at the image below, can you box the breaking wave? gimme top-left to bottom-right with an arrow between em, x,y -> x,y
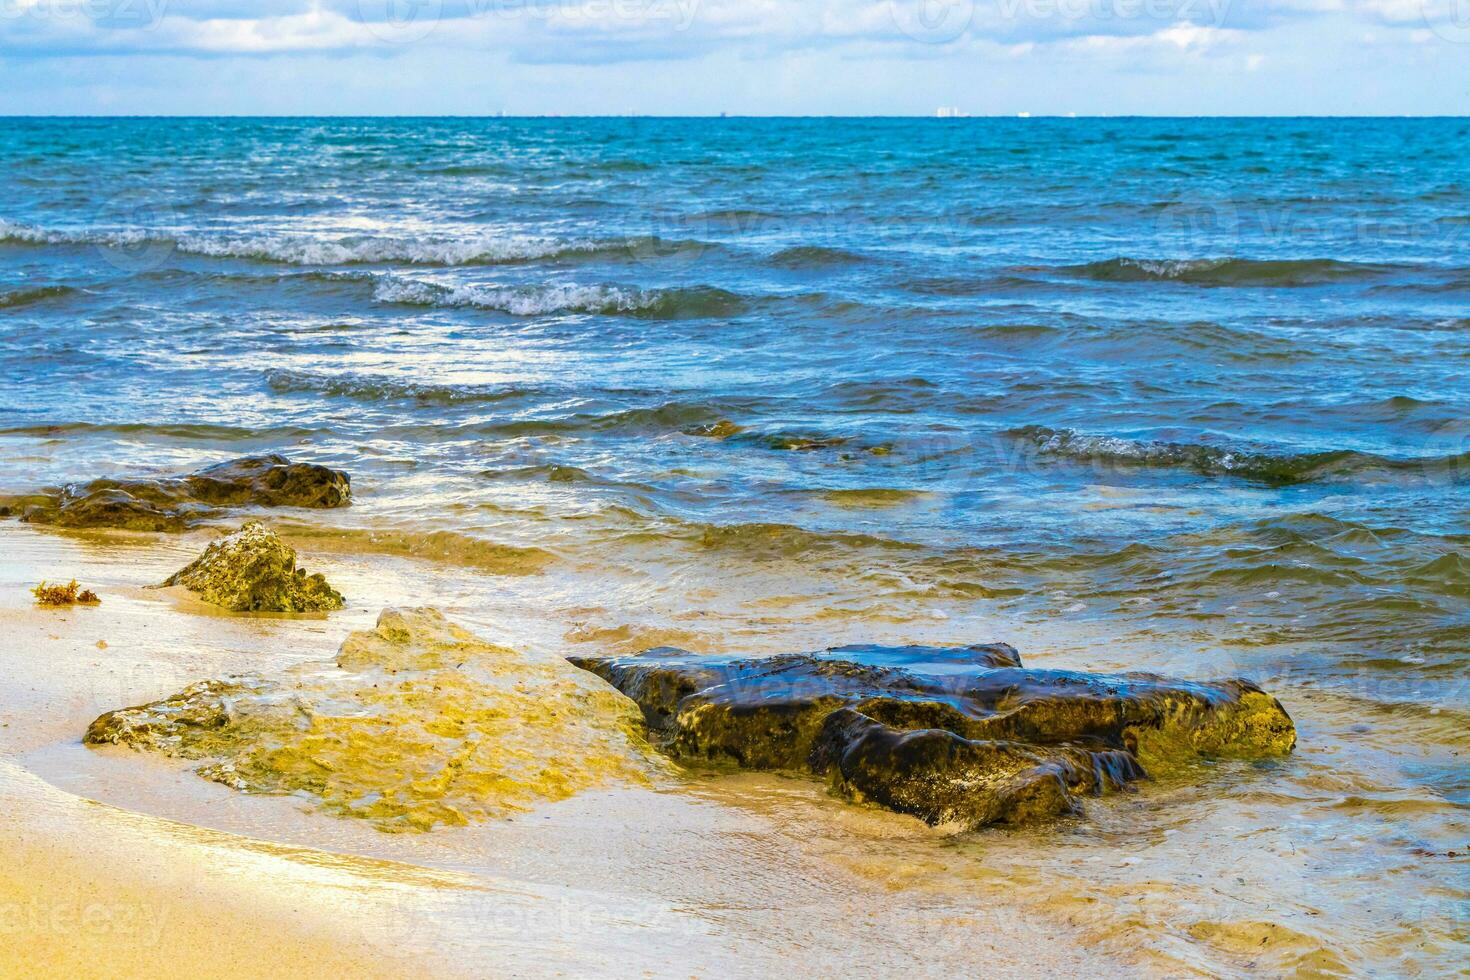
372,277 -> 745,318
265,368 -> 542,404
0,218 -> 718,268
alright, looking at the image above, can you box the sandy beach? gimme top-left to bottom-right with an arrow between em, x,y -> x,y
6,512 -> 1460,976
0,521 -> 1136,978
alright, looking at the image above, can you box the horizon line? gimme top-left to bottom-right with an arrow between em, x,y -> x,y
3,113 -> 1468,120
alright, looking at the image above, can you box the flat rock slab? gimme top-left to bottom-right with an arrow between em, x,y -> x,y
16,453 -> 350,531
86,607 -> 657,831
570,644 -> 1297,830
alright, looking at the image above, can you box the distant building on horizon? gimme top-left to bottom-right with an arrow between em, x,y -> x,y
935,106 -> 967,118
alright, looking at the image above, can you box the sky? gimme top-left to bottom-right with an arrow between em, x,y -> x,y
0,0 -> 1467,115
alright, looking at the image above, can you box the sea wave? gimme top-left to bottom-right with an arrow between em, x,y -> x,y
1053,256 -> 1395,287
0,284 -> 76,309
0,218 -> 570,265
372,277 -> 745,318
694,208 -> 785,224
691,520 -> 922,557
336,401 -> 747,443
265,368 -> 541,404
469,400 -> 739,439
766,245 -> 869,268
820,377 -> 939,412
820,488 -> 930,507
0,218 -> 717,268
0,421 -> 324,441
1108,513 -> 1470,617
479,463 -> 655,491
1008,425 -> 1470,485
175,231 -> 576,266
0,219 -> 151,250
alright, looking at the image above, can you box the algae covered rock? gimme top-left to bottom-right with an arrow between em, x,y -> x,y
20,453 -> 350,531
39,486 -> 190,532
571,644 -> 1296,830
85,607 -> 656,832
84,679 -> 247,753
162,521 -> 344,612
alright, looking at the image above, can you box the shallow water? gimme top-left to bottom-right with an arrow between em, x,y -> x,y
1,117 -> 1467,975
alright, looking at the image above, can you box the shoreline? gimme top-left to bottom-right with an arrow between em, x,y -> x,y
0,520 -> 1134,977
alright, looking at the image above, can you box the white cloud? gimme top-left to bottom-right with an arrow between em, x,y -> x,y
0,0 -> 1460,66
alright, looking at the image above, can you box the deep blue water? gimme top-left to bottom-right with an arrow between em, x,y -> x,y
2,116 -> 1468,692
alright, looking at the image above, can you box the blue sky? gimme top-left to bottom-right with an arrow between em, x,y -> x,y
1,0 -> 1467,115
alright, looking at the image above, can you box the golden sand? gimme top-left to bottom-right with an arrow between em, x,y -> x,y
0,522 -> 1127,977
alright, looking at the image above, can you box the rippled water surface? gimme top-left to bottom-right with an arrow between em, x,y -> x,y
2,117 -> 1467,975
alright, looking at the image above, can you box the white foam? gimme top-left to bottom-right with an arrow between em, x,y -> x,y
372,277 -> 656,315
0,216 -> 585,266
175,231 -> 576,266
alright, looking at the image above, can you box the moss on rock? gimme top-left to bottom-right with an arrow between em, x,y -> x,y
85,607 -> 658,832
162,521 -> 344,612
19,453 -> 350,531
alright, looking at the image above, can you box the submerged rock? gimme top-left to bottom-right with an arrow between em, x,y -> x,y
85,607 -> 656,832
682,419 -> 744,439
19,453 -> 350,531
161,521 -> 344,612
570,644 -> 1296,829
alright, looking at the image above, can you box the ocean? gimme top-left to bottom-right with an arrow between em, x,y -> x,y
1,116 -> 1466,974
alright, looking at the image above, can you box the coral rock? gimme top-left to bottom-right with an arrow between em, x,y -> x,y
162,521 -> 344,612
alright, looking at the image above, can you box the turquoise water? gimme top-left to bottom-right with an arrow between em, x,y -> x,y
2,117 -> 1467,972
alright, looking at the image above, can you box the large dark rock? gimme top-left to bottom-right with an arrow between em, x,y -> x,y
570,644 -> 1296,830
18,454 -> 350,531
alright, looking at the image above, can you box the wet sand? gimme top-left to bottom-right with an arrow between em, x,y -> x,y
0,522 -> 1128,978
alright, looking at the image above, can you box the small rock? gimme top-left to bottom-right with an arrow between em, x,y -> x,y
161,521 -> 344,612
